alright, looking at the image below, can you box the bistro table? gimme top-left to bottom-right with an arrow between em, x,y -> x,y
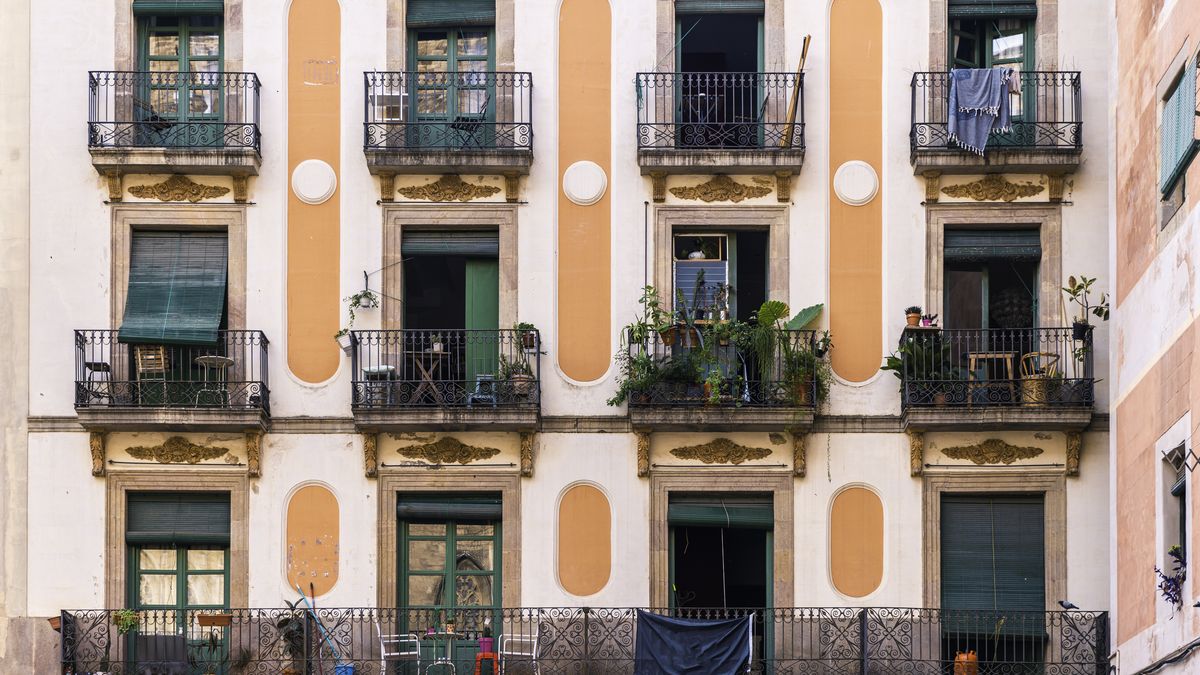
425,631 -> 466,674
407,350 -> 449,406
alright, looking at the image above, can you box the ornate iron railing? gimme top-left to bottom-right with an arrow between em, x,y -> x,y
363,71 -> 533,151
59,606 -> 1109,674
88,71 -> 261,151
910,71 -> 1082,153
351,329 -> 540,409
896,326 -> 1094,410
625,327 -> 820,408
74,330 -> 270,414
636,71 -> 805,150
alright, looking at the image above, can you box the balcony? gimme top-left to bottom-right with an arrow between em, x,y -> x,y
623,327 -> 820,432
88,71 -> 261,181
910,71 -> 1082,176
74,330 -> 269,432
350,329 -> 540,431
363,71 -> 533,180
58,606 -> 1108,674
895,327 -> 1094,431
636,72 -> 805,181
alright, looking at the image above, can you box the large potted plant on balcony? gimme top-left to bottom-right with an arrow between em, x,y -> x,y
882,334 -> 959,405
1062,275 -> 1109,340
499,353 -> 535,398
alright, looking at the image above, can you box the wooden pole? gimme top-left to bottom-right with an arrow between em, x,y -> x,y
780,35 -> 811,149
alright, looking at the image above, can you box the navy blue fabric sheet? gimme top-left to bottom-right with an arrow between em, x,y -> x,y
634,610 -> 751,674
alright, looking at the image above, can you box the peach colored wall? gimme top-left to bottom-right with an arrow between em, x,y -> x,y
830,486 -> 884,598
286,0 -> 341,383
286,484 -> 341,596
1115,320 -> 1200,642
557,484 -> 611,597
1115,0 -> 1200,304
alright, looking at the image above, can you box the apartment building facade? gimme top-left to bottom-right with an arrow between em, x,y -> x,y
1,0 -> 1113,672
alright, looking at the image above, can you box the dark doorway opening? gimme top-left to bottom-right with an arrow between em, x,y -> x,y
678,14 -> 760,74
404,255 -> 468,330
733,230 -> 768,323
673,526 -> 768,609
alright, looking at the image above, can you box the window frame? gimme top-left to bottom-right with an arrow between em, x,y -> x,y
407,27 -> 496,124
1159,53 -> 1200,197
137,14 -> 225,125
398,517 -> 502,613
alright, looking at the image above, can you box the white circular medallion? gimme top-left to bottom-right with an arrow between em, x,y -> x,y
562,161 -> 608,206
833,160 -> 879,206
291,159 -> 338,205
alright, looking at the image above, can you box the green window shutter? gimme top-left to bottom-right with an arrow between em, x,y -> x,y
1161,57 -> 1200,194
401,231 -> 499,257
675,0 -> 765,14
406,0 -> 495,27
941,495 -> 1045,617
118,232 -> 227,346
943,229 -> 1041,262
133,0 -> 223,15
127,492 -> 231,545
668,495 -> 773,530
948,0 -> 1037,18
397,495 -> 503,521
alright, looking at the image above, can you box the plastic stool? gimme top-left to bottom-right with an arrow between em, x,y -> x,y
474,652 -> 498,675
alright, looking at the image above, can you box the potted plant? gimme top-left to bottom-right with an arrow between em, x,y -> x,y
499,354 -> 535,397
334,288 -> 379,355
479,622 -> 495,654
1155,544 -> 1187,609
608,350 -> 662,406
275,600 -> 306,675
513,322 -> 539,350
1062,275 -> 1109,340
113,608 -> 139,635
431,333 -> 445,353
921,313 -> 938,327
905,306 -> 922,327
882,334 -> 959,406
197,611 -> 234,628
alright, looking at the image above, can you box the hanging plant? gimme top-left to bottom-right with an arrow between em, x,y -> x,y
1155,545 -> 1187,609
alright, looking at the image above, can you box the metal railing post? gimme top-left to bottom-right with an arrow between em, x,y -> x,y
582,607 -> 591,675
859,609 -> 869,674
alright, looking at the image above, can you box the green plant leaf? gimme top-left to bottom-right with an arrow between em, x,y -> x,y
786,303 -> 824,330
756,300 -> 790,327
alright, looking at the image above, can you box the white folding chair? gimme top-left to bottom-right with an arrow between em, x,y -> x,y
498,622 -> 540,674
375,619 -> 420,674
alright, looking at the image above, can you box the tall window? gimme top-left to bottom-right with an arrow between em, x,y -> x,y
943,229 -> 1040,330
1164,445 -> 1188,563
675,1 -> 765,148
137,13 -> 223,145
1160,54 -> 1199,204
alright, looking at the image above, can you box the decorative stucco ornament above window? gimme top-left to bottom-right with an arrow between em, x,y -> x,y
291,159 -> 338,205
833,160 -> 879,206
562,160 -> 607,206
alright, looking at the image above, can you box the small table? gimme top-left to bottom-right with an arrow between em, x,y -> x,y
425,631 -> 466,674
194,355 -> 235,406
967,351 -> 1017,405
407,350 -> 449,406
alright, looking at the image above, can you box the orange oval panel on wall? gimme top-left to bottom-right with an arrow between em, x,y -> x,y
286,485 -> 340,596
557,484 -> 611,596
830,486 -> 884,598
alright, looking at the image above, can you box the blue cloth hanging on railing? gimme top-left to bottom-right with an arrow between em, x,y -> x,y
948,68 -> 1013,155
634,610 -> 751,675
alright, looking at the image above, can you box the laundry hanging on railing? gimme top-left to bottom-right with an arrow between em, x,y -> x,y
634,610 -> 752,675
948,68 -> 1014,155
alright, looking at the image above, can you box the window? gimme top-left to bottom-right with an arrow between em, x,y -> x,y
137,13 -> 224,145
1160,55 -> 1199,197
668,494 -> 772,609
397,494 -> 501,664
672,231 -> 767,323
943,229 -> 1040,330
1164,445 -> 1188,563
675,2 -> 764,149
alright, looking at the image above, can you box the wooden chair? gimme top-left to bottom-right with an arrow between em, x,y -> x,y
134,345 -> 169,404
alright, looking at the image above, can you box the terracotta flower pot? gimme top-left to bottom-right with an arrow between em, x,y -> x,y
906,313 -> 921,327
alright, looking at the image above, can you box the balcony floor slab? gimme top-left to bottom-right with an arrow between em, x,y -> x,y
638,148 -> 805,175
75,407 -> 268,432
352,407 -> 540,432
629,406 -> 814,432
365,149 -> 532,176
902,406 -> 1093,432
911,147 -> 1081,176
90,147 -> 261,176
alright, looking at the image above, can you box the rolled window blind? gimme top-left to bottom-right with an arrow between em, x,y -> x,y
675,0 -> 764,14
118,231 -> 228,346
406,0 -> 495,28
947,0 -> 1037,18
401,231 -> 499,257
397,495 -> 503,521
126,492 -> 231,545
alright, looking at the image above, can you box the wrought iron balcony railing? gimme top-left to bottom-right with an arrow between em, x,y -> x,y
74,330 -> 270,414
636,71 -> 805,151
624,326 -> 820,408
910,71 -> 1082,153
59,606 -> 1108,674
88,71 -> 262,151
895,326 -> 1094,410
351,329 -> 540,409
363,71 -> 533,151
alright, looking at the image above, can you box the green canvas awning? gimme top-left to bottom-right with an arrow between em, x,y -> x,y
668,495 -> 773,530
133,0 -> 224,14
118,231 -> 227,346
126,492 -> 231,545
948,0 -> 1037,18
675,0 -> 765,14
397,495 -> 502,522
944,229 -> 1041,262
407,0 -> 495,28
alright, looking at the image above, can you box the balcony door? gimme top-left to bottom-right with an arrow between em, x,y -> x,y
950,12 -> 1034,142
675,1 -> 764,148
137,14 -> 223,147
408,28 -> 496,149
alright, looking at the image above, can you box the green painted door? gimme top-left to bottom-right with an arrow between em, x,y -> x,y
464,259 -> 500,393
409,28 -> 496,148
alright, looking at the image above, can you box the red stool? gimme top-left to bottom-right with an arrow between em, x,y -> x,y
475,652 -> 498,675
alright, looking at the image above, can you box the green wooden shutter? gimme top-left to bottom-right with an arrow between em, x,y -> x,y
1161,57 -> 1200,194
675,0 -> 765,14
465,258 -> 500,387
941,495 -> 1045,616
397,495 -> 502,521
668,495 -> 773,530
948,0 -> 1037,17
126,492 -> 231,545
119,232 -> 228,346
943,229 -> 1041,262
133,0 -> 223,14
407,0 -> 495,27
402,231 -> 500,257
